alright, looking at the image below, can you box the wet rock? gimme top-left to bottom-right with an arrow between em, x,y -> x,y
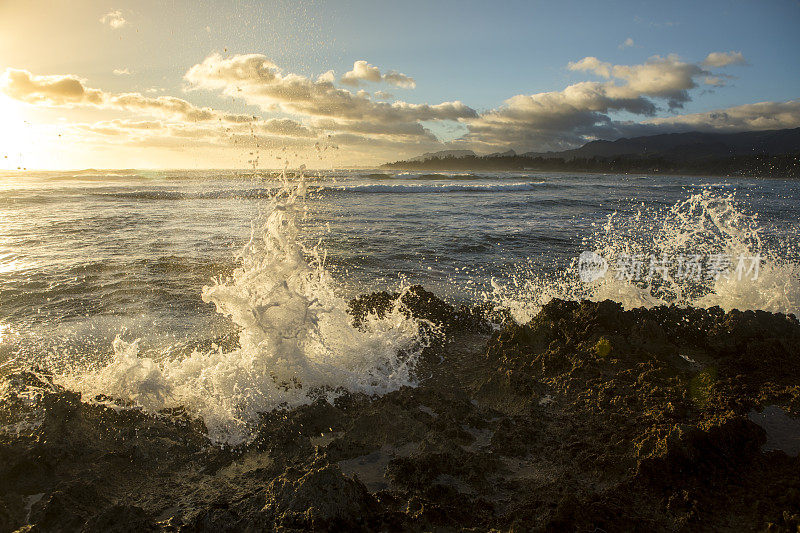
2,293 -> 800,531
28,480 -> 107,532
481,298 -> 800,529
0,494 -> 23,533
264,462 -> 380,529
82,504 -> 154,533
348,284 -> 492,336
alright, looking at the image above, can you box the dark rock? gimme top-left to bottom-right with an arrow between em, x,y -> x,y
2,293 -> 800,531
29,480 -> 106,532
82,504 -> 155,533
348,284 -> 493,336
264,462 -> 379,529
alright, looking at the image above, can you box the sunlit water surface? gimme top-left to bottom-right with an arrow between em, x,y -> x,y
1,169 -> 798,441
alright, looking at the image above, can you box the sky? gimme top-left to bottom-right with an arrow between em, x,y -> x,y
0,0 -> 798,169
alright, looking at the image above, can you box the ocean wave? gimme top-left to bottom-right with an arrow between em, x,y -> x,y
92,181 -> 549,200
60,175 -> 430,445
96,188 -> 278,200
389,172 -> 543,181
489,188 -> 800,323
325,182 -> 547,194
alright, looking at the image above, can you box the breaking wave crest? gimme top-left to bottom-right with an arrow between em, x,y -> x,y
95,181 -> 548,201
326,181 -> 545,193
489,188 -> 800,323
60,173 -> 429,445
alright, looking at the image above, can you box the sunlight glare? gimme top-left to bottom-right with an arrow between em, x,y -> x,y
0,94 -> 31,169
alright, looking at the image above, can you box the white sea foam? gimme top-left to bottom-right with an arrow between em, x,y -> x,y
60,173 -> 429,444
489,188 -> 800,322
326,182 -> 544,193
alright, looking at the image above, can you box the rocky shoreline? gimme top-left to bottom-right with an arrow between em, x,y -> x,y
2,286 -> 799,531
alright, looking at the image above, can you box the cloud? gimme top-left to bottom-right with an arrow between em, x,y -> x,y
341,60 -> 382,85
75,116 -> 315,141
702,51 -> 746,68
568,54 -> 710,108
312,118 -> 435,138
316,70 -> 335,84
69,115 -> 437,161
458,87 -> 653,152
184,54 -> 471,132
1,63 -> 450,163
383,70 -> 416,89
62,113 -> 327,163
5,51 -> 793,166
0,63 -> 454,163
0,68 -> 254,123
108,93 -> 247,122
633,99 -> 800,133
703,76 -> 726,87
340,60 -> 416,89
113,68 -> 131,76
184,54 -> 282,89
568,56 -> 612,78
100,10 -> 127,29
78,119 -> 166,137
459,96 -> 800,154
457,53 -> 787,152
1,69 -> 104,105
619,37 -> 634,49
253,118 -> 315,137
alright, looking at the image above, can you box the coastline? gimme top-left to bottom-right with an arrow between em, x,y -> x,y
2,286 -> 798,531
380,153 -> 800,180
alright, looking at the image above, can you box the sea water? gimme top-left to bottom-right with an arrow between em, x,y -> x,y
1,169 -> 798,442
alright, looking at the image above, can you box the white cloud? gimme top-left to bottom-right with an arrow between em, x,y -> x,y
460,54 -> 710,151
568,54 -> 710,107
340,60 -> 416,89
1,69 -> 104,105
635,99 -> 800,133
341,60 -> 382,86
1,64 -> 449,163
568,56 -> 613,78
702,51 -> 746,68
316,70 -> 335,83
184,54 -> 471,132
113,68 -> 131,76
100,10 -> 127,29
457,53 -> 788,152
458,84 -> 655,152
3,50 -> 792,165
619,37 -> 634,49
0,68 -> 254,123
383,70 -> 416,89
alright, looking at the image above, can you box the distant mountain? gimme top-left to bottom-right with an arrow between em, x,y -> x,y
381,128 -> 800,178
487,149 -> 517,158
522,128 -> 800,161
407,149 -> 475,162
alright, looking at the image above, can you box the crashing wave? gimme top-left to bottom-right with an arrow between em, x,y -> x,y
60,172 -> 429,444
489,188 -> 800,323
